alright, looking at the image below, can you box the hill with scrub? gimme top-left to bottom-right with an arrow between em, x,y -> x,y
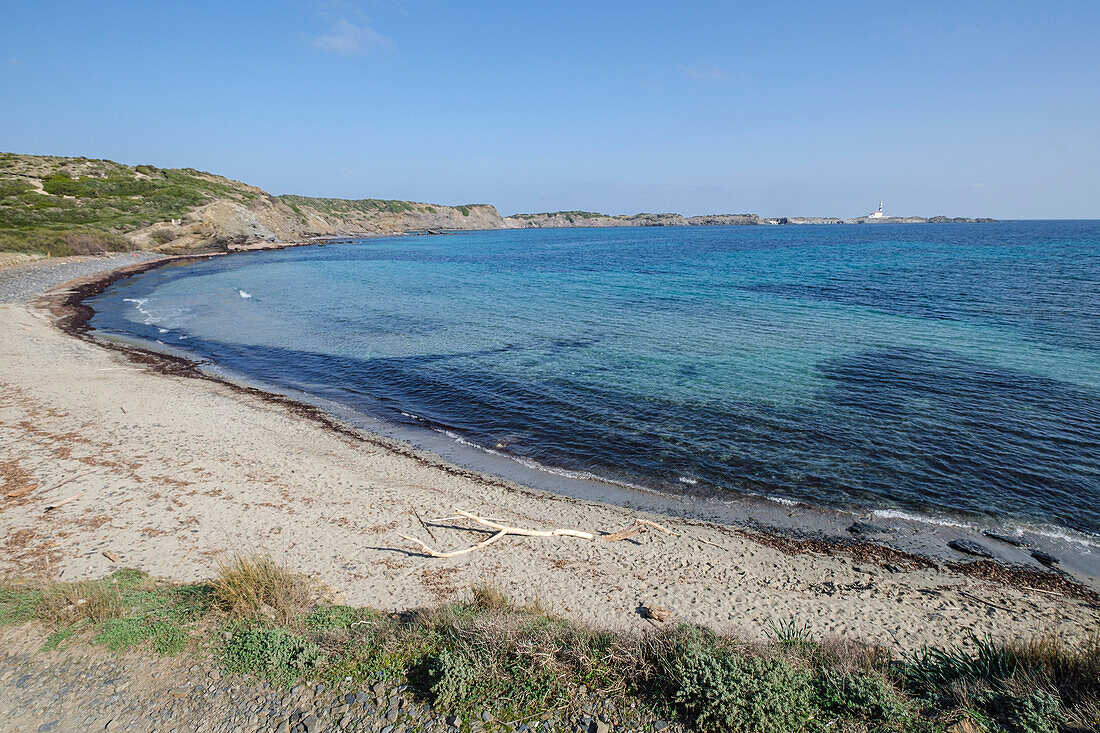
0,152 -> 501,256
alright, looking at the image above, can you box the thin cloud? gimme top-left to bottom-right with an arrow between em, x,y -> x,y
4,58 -> 22,68
678,64 -> 726,82
313,18 -> 394,56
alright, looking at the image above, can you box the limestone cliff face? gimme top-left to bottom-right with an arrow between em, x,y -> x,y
129,196 -> 506,251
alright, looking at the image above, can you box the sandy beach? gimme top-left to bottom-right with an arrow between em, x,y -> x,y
1,255 -> 1097,653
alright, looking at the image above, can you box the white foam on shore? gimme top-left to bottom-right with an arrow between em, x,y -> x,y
871,508 -> 973,529
678,476 -> 698,485
766,495 -> 799,507
871,508 -> 1100,550
1017,524 -> 1100,549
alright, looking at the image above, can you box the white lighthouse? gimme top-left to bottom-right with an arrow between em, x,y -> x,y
868,201 -> 885,219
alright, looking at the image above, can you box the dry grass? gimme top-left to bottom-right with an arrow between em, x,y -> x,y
38,579 -> 123,626
210,554 -> 323,625
469,582 -> 510,612
1007,631 -> 1100,726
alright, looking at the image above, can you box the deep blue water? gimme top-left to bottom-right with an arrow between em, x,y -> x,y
87,222 -> 1100,537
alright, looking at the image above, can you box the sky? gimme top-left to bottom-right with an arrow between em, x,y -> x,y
2,1 -> 1098,218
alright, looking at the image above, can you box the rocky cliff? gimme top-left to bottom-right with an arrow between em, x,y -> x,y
0,152 -> 505,254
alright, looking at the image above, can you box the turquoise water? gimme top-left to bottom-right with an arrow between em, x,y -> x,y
88,222 -> 1100,537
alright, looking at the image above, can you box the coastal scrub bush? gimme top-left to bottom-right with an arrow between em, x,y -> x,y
813,670 -> 912,727
303,603 -> 371,631
413,598 -> 623,715
1007,633 -> 1100,716
973,687 -> 1063,733
6,558 -> 1098,731
655,628 -> 813,733
221,625 -> 327,684
149,226 -> 176,244
0,229 -> 135,256
425,647 -> 480,710
0,180 -> 32,198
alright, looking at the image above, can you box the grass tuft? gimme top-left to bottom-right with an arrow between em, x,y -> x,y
210,554 -> 321,624
469,582 -> 511,612
38,579 -> 124,626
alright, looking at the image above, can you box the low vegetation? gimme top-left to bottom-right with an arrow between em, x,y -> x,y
0,151 -> 260,255
1,557 -> 1096,732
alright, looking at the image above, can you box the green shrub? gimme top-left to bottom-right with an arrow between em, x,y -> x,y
814,670 -> 910,725
42,174 -> 87,197
221,626 -> 327,684
0,181 -> 31,198
668,645 -> 813,733
426,648 -> 480,711
302,603 -> 368,631
0,229 -> 135,256
975,688 -> 1063,733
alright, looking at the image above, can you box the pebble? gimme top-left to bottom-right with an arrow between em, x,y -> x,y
0,253 -> 163,304
847,522 -> 891,535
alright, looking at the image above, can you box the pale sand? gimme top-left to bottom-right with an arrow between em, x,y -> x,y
0,266 -> 1096,652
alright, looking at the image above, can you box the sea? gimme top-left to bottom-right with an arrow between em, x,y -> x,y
86,221 -> 1100,557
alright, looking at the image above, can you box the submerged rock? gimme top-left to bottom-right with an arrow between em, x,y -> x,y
848,522 -> 891,535
1031,550 -> 1060,567
948,539 -> 994,558
982,531 -> 1028,548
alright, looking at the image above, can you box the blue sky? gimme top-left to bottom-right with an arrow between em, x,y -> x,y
2,1 -> 1098,218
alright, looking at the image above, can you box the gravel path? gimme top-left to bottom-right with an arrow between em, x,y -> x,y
0,252 -> 163,304
0,629 -> 677,733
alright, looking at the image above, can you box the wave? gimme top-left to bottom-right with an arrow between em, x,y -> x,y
122,297 -> 154,325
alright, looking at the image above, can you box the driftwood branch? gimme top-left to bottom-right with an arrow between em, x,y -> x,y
400,529 -> 508,558
400,509 -> 678,558
44,492 -> 83,512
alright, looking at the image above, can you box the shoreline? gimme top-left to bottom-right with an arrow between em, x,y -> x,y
72,246 -> 1100,589
0,250 -> 1096,651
